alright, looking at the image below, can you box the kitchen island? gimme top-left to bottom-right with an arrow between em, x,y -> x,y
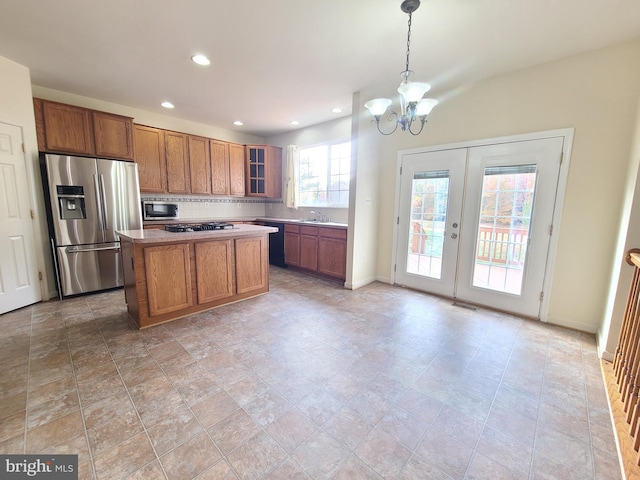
117,224 -> 277,328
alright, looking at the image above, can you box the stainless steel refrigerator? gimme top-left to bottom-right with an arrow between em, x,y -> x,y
44,154 -> 142,298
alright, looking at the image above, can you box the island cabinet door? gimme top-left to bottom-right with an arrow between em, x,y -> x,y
144,243 -> 193,316
195,240 -> 234,304
235,236 -> 268,294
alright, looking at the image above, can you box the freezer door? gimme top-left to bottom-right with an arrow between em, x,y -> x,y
56,243 -> 122,297
97,159 -> 142,242
46,155 -> 102,245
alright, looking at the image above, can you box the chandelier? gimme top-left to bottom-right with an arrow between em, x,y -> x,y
364,0 -> 438,136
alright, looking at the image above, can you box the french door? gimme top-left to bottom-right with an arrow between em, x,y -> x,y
394,136 -> 564,318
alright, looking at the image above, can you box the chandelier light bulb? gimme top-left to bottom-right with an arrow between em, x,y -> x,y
416,98 -> 438,116
397,81 -> 431,104
364,98 -> 392,117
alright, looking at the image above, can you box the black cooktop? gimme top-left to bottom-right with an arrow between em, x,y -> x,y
164,222 -> 234,233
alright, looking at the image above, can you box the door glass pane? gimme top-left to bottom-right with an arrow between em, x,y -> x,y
473,165 -> 536,294
407,170 -> 449,279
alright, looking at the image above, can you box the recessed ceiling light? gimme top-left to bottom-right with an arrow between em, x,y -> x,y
191,54 -> 210,66
233,120 -> 244,126
161,101 -> 175,109
331,107 -> 343,114
289,120 -> 300,126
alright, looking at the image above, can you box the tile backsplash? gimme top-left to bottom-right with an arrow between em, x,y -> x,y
140,195 -> 272,220
140,195 -> 349,223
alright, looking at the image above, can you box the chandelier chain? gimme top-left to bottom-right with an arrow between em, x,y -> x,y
405,12 -> 412,74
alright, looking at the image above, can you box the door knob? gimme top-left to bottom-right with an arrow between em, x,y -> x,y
451,233 -> 458,239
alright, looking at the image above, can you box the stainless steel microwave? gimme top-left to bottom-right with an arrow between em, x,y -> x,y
142,201 -> 179,220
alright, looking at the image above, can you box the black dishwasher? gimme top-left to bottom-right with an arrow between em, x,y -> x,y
261,221 -> 286,267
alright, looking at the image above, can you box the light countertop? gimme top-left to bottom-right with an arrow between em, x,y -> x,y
117,224 -> 278,244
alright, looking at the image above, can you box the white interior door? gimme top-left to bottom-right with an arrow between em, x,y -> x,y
394,136 -> 564,318
0,122 -> 41,314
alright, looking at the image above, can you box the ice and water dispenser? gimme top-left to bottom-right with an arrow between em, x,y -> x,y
56,185 -> 86,220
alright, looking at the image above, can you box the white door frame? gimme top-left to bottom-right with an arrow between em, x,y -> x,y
391,128 -> 574,322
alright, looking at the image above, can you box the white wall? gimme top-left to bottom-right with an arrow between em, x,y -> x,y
0,56 -> 52,298
360,38 -> 640,333
599,93 -> 640,358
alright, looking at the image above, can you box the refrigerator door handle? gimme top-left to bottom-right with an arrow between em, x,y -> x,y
93,174 -> 106,238
66,243 -> 120,253
98,174 -> 109,232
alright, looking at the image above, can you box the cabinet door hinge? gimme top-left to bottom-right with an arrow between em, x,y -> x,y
559,152 -> 564,165
549,225 -> 553,236
396,217 -> 400,225
38,271 -> 43,281
30,210 -> 35,219
22,143 -> 26,153
394,264 -> 397,272
539,291 -> 544,301
399,165 -> 403,175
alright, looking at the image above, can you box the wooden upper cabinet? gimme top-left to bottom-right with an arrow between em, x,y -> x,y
34,98 -> 134,160
229,143 -> 246,196
189,136 -> 212,195
165,131 -> 190,194
133,125 -> 166,193
210,140 -> 230,195
245,145 -> 282,198
93,111 -> 134,160
40,100 -> 95,155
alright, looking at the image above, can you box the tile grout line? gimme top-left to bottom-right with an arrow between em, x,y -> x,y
23,305 -> 34,455
65,299 -> 102,480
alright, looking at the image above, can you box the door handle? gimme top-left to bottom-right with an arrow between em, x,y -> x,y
66,245 -> 120,253
451,233 -> 458,239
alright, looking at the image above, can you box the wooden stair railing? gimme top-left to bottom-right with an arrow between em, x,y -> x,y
613,248 -> 640,465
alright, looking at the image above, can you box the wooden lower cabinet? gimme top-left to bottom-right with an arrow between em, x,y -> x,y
300,226 -> 319,271
236,236 -> 267,294
284,224 -> 300,267
144,243 -> 193,316
120,230 -> 272,328
284,223 -> 347,281
318,228 -> 347,279
195,240 -> 233,303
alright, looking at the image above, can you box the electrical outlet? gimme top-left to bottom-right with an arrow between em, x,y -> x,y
237,202 -> 241,209
204,202 -> 210,208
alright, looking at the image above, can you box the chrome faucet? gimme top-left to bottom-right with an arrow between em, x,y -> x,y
310,210 -> 329,222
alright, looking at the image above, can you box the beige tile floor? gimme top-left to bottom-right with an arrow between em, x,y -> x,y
0,267 -> 621,479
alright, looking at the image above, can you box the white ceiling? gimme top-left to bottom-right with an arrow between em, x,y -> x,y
1,0 -> 640,137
